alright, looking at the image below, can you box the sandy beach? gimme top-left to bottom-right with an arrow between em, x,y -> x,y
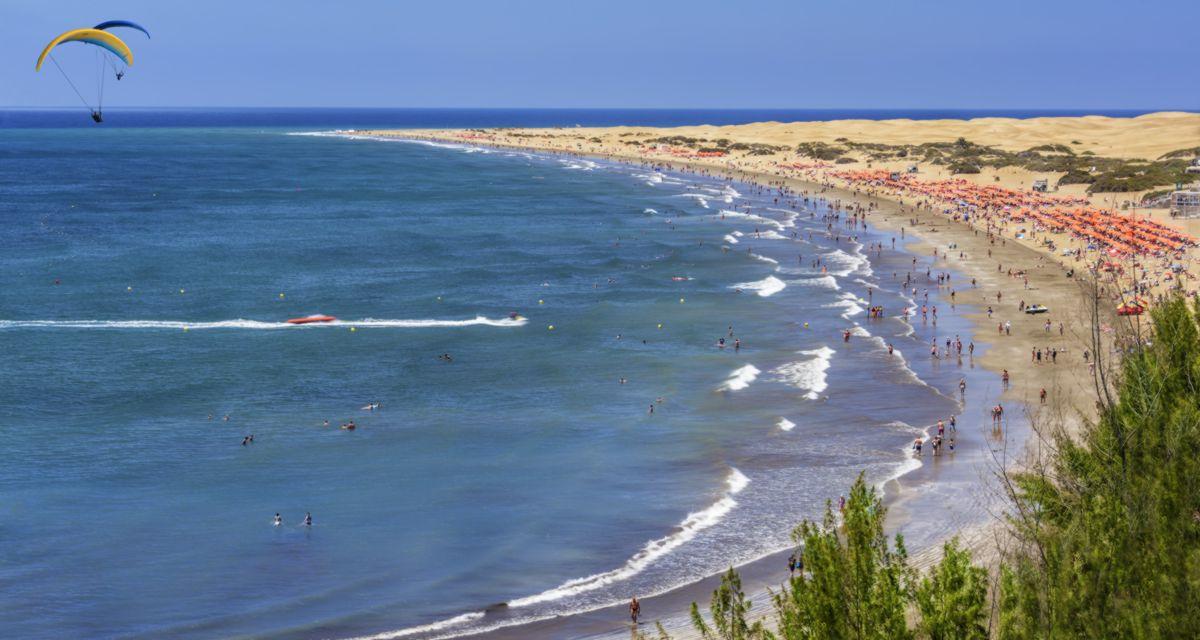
341,114 -> 1188,637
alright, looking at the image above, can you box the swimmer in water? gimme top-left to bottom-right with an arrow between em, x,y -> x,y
304,512 -> 312,527
273,513 -> 282,527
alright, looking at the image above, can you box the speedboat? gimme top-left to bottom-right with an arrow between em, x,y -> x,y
287,314 -> 337,325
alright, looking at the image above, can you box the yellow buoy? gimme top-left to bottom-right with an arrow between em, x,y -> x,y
179,289 -> 186,294
437,296 -> 442,301
538,299 -> 544,305
279,293 -> 285,299
680,298 -> 685,303
548,324 -> 555,330
183,326 -> 189,332
657,323 -> 663,329
127,286 -> 133,292
803,322 -> 809,329
350,327 -> 357,332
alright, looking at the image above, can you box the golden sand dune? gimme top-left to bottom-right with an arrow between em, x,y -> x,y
579,111 -> 1199,160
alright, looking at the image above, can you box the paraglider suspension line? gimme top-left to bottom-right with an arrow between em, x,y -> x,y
49,54 -> 93,112
97,51 -> 106,110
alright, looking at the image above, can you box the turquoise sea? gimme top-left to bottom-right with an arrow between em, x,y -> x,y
1,110 -> 1000,639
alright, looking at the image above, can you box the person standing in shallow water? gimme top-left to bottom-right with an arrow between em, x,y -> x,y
630,596 -> 640,625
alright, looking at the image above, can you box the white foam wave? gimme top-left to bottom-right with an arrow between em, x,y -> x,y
777,418 -> 796,432
789,275 -> 840,291
766,207 -> 801,228
749,253 -> 780,266
562,159 -> 598,171
717,365 -> 760,391
715,210 -> 784,231
348,612 -> 487,640
823,248 -> 871,277
0,316 -> 527,331
643,208 -> 658,215
507,468 -> 749,608
723,234 -> 739,244
773,346 -> 834,400
675,193 -> 710,209
826,292 -> 866,319
731,276 -> 786,297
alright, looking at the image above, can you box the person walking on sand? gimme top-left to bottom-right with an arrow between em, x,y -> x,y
630,596 -> 640,625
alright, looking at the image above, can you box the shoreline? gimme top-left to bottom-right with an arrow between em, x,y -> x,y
332,129 -> 1100,639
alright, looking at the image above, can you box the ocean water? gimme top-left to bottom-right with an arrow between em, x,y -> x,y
1,112 -> 991,639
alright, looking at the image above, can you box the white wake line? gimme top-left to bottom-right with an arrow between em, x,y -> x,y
0,316 -> 527,331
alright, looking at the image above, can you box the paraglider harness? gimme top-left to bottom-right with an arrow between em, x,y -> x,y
91,110 -> 103,123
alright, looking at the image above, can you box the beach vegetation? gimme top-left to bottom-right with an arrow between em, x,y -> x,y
1056,169 -> 1096,186
772,475 -> 914,640
914,539 -> 989,640
1159,146 -> 1200,160
788,137 -> 1187,193
1025,144 -> 1074,155
996,296 -> 1200,639
1086,159 -> 1191,193
672,297 -> 1200,639
835,157 -> 857,164
1141,188 -> 1175,203
691,568 -> 771,640
794,142 -> 847,160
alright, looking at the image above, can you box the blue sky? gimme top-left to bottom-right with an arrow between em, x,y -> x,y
4,0 -> 1197,109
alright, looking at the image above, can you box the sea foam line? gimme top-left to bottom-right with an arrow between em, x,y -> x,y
506,468 -> 749,608
346,612 -> 488,640
0,316 -> 527,331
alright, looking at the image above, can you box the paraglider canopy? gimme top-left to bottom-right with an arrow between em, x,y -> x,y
94,20 -> 151,39
36,28 -> 133,71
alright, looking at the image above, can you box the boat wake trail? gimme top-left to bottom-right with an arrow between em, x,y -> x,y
0,316 -> 528,331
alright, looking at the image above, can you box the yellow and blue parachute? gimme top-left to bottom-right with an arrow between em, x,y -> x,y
36,29 -> 133,71
94,20 -> 151,39
36,24 -> 146,123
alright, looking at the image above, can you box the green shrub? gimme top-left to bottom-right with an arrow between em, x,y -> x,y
1058,169 -> 1096,185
